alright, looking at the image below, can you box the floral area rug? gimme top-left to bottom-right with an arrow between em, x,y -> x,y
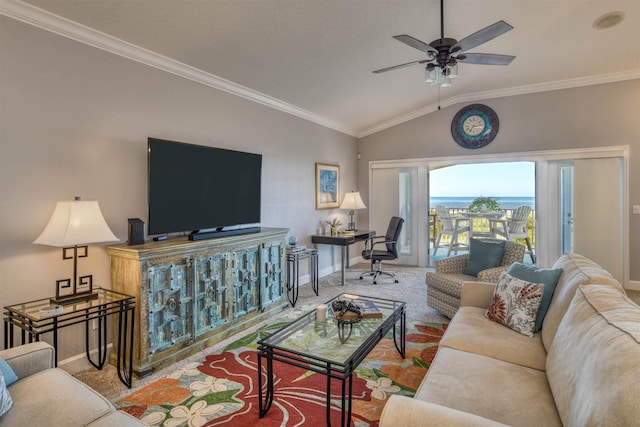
115,314 -> 447,427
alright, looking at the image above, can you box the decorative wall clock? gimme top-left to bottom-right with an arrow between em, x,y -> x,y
451,104 -> 499,149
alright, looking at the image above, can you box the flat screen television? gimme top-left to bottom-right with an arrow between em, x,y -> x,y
148,138 -> 262,238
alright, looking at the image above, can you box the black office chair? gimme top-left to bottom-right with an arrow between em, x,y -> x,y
360,216 -> 404,284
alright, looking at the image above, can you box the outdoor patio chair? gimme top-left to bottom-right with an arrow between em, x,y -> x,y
426,238 -> 525,318
433,205 -> 471,256
489,205 -> 535,263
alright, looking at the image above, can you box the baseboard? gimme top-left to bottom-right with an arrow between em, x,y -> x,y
625,280 -> 640,291
59,343 -> 113,374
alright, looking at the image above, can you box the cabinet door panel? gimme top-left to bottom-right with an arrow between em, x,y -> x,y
148,260 -> 193,354
232,248 -> 260,318
261,243 -> 284,308
194,254 -> 228,336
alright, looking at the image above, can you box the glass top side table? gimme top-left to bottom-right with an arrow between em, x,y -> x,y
3,288 -> 135,387
285,247 -> 318,307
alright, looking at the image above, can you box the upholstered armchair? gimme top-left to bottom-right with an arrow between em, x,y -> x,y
426,239 -> 525,318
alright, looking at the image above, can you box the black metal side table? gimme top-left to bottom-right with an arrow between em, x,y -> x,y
286,248 -> 318,306
3,288 -> 135,388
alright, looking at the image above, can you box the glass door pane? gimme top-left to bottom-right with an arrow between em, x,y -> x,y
560,163 -> 574,254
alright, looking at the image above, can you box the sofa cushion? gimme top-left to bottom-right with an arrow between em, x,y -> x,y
1,368 -> 114,426
547,284 -> 640,426
0,374 -> 12,419
440,306 -> 547,371
88,410 -> 146,426
507,262 -> 563,332
464,238 -> 505,276
416,347 -> 562,427
380,395 -> 510,427
0,359 -> 17,387
542,253 -> 624,351
486,272 -> 544,337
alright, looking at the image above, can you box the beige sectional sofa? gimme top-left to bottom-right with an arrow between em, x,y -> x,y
380,253 -> 640,427
0,342 -> 142,426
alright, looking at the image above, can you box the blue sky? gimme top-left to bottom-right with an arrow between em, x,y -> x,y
430,162 -> 535,197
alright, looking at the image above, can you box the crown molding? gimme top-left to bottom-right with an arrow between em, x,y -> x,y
0,0 -> 357,137
357,70 -> 640,138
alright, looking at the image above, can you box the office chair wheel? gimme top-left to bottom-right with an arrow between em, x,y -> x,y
394,279 -> 399,283
373,281 -> 378,284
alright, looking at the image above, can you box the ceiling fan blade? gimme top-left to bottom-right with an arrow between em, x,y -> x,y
452,21 -> 513,53
393,35 -> 438,55
373,59 -> 430,74
459,53 -> 515,65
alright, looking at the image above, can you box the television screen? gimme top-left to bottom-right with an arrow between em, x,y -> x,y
148,138 -> 262,235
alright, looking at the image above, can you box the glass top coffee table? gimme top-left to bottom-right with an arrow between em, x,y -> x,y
257,293 -> 406,426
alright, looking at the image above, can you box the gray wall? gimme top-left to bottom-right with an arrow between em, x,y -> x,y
358,79 -> 640,280
0,17 -> 358,357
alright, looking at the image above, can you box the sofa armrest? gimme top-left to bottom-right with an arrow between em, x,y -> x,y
461,282 -> 496,308
0,342 -> 55,379
435,254 -> 469,274
476,265 -> 508,282
380,395 -> 509,427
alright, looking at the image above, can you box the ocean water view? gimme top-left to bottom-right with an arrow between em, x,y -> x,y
430,196 -> 535,209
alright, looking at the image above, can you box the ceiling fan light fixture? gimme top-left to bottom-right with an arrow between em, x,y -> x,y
448,63 -> 459,79
425,67 -> 437,84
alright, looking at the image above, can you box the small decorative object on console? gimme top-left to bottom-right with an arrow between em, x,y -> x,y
38,304 -> 64,317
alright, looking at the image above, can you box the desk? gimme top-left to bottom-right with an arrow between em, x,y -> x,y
311,230 -> 375,285
3,288 -> 135,388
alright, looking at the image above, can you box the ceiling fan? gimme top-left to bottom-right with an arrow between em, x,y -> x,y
373,0 -> 515,86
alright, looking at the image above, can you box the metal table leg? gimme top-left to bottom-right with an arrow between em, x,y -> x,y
258,349 -> 275,418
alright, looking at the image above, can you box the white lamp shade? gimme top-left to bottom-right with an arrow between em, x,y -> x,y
33,200 -> 118,247
340,192 -> 367,210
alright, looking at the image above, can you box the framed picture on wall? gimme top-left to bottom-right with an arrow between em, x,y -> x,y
315,163 -> 340,210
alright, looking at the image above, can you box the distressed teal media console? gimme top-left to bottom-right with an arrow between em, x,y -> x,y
107,228 -> 288,377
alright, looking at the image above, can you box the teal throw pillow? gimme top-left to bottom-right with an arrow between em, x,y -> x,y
0,372 -> 12,418
464,238 -> 506,277
507,262 -> 563,332
0,358 -> 17,387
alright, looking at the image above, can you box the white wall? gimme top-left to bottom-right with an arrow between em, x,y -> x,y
0,17 -> 359,358
358,79 -> 640,281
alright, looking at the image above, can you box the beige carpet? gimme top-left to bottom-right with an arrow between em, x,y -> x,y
74,263 -> 445,402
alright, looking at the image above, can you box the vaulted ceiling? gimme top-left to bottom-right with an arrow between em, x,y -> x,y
4,0 -> 640,137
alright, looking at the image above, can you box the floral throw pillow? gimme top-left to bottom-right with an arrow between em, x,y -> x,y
486,272 -> 545,337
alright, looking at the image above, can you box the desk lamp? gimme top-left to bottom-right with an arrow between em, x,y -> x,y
340,191 -> 367,231
34,197 -> 118,305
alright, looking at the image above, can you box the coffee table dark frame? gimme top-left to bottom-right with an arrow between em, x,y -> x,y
257,294 -> 406,426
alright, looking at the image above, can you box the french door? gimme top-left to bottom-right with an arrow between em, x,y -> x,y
370,164 -> 428,266
368,146 -> 628,284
